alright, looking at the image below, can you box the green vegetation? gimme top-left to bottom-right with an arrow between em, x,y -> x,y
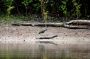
59,0 -> 68,17
0,0 -> 90,23
72,0 -> 81,19
22,0 -> 33,15
3,0 -> 14,16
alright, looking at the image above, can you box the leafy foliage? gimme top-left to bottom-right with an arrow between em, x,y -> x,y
72,0 -> 81,18
59,0 -> 68,17
0,0 -> 90,19
22,0 -> 33,15
33,1 -> 41,13
4,0 -> 13,7
3,0 -> 14,16
22,0 -> 32,7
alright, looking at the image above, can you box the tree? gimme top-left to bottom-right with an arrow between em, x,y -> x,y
4,0 -> 14,16
39,0 -> 48,23
72,0 -> 81,19
59,0 -> 68,21
22,0 -> 33,15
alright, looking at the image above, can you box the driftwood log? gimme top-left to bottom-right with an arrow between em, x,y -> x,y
12,20 -> 90,29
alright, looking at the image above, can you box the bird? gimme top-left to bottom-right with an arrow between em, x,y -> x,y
39,29 -> 47,34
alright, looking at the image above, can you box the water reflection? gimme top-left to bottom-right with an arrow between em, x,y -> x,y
0,41 -> 90,59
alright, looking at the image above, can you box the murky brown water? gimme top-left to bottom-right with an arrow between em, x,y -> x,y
0,40 -> 90,59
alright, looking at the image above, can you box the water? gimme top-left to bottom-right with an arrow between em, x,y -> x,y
0,41 -> 90,59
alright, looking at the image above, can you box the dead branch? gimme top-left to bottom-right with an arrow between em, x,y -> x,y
36,35 -> 58,39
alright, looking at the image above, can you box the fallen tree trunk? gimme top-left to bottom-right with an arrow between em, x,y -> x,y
12,23 -> 64,27
64,25 -> 88,29
66,20 -> 90,25
12,20 -> 90,29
